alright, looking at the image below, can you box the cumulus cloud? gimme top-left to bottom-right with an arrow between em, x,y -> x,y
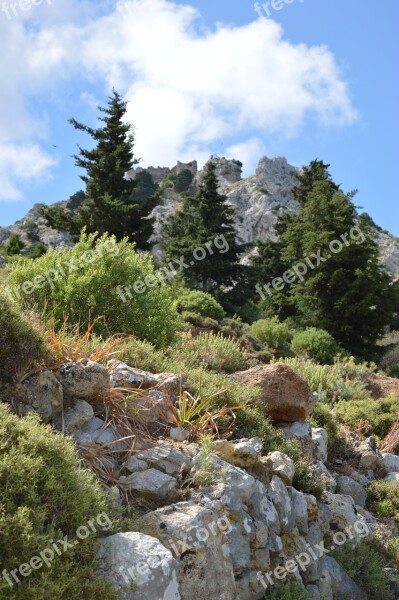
0,0 -> 357,200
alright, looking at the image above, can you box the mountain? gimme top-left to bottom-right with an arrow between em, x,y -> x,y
1,155 -> 398,278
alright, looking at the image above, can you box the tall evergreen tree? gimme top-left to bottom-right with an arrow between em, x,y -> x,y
161,161 -> 245,294
41,90 -> 157,249
253,161 -> 399,358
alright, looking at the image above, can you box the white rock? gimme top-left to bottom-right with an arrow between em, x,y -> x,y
213,438 -> 263,467
382,453 -> 399,473
97,532 -> 181,600
119,468 -> 177,499
61,399 -> 94,432
384,472 -> 399,482
170,426 -> 190,442
312,427 -> 328,463
325,556 -> 367,600
57,359 -> 109,398
336,475 -> 367,508
265,451 -> 295,485
126,445 -> 192,477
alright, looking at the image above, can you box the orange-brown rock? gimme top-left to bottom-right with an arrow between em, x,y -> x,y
231,363 -> 316,422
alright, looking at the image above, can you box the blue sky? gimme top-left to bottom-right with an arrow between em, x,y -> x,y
0,0 -> 398,235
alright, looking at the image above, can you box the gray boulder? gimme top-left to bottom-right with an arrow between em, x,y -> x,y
336,475 -> 367,508
57,359 -> 109,398
325,556 -> 367,600
97,532 -> 181,600
119,468 -> 177,499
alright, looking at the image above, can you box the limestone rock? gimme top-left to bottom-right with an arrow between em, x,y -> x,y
357,437 -> 384,472
269,475 -> 294,533
310,461 -> 337,493
213,437 -> 263,467
287,487 -> 308,535
231,364 -> 315,421
126,445 -> 192,477
384,472 -> 399,482
320,492 -> 370,540
140,502 -> 236,600
19,370 -> 63,422
336,475 -> 367,508
57,359 -> 109,399
96,532 -> 181,600
311,428 -> 328,463
119,468 -> 177,499
382,453 -> 399,473
59,399 -> 94,432
325,556 -> 367,600
170,426 -> 190,442
108,360 -> 158,388
280,421 -> 313,460
265,451 -> 295,485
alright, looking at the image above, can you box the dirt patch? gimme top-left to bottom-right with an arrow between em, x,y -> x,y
367,374 -> 399,399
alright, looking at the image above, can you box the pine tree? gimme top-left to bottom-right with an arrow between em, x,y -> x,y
6,234 -> 25,256
277,164 -> 398,357
161,161 -> 244,294
41,90 -> 157,249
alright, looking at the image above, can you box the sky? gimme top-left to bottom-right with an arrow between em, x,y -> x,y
0,0 -> 398,235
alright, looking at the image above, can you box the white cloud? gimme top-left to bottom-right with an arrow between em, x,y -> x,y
0,142 -> 57,200
0,0 -> 357,200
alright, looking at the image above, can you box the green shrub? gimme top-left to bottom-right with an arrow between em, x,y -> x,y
175,291 -> 225,322
386,365 -> 399,378
180,332 -> 247,374
251,317 -> 292,356
367,480 -> 399,521
292,327 -> 346,364
117,338 -> 166,373
336,395 -> 399,438
332,541 -> 394,599
181,311 -> 220,331
278,357 -> 340,393
169,363 -> 323,497
308,402 -> 338,447
0,403 -> 117,599
0,293 -> 47,382
263,582 -> 311,599
7,232 -> 179,348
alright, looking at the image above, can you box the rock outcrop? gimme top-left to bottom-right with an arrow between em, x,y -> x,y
231,363 -> 316,421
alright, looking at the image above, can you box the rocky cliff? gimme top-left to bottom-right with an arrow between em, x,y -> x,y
1,155 -> 398,278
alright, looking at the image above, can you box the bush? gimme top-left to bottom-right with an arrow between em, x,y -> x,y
332,541 -> 394,599
0,293 -> 47,382
116,337 -> 167,373
0,403 -> 117,599
165,362 -> 322,497
178,332 -> 247,374
367,480 -> 399,521
386,365 -> 399,378
181,311 -> 220,331
292,327 -> 346,364
251,317 -> 292,356
175,291 -> 225,322
7,232 -> 179,348
278,357 -> 340,394
336,395 -> 399,438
